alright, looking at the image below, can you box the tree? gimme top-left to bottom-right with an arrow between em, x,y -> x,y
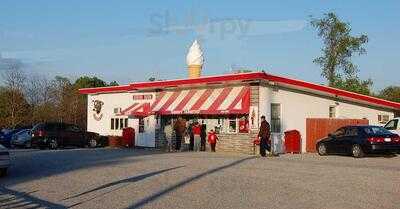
0,65 -> 30,128
379,86 -> 400,103
109,81 -> 119,86
333,77 -> 373,95
311,12 -> 368,86
74,76 -> 107,88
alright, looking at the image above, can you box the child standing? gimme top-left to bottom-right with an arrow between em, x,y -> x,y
207,129 -> 218,152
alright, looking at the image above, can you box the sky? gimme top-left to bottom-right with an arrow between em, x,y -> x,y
0,0 -> 399,91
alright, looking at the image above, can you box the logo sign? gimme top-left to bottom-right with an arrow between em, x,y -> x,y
92,100 -> 104,121
132,94 -> 153,100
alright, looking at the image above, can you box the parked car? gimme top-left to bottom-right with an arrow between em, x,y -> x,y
0,129 -> 23,148
31,122 -> 101,149
0,144 -> 10,177
316,125 -> 400,158
384,117 -> 400,135
10,129 -> 32,148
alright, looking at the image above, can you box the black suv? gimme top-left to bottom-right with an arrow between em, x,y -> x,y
31,122 -> 102,149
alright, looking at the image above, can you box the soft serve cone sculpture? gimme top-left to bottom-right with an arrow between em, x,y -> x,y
186,40 -> 204,78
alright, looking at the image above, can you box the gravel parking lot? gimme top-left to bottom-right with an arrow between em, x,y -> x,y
0,148 -> 399,209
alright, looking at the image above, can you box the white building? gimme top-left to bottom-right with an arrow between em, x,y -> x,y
79,71 -> 400,154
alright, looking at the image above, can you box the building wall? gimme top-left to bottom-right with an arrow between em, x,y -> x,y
87,92 -> 157,147
259,85 -> 395,153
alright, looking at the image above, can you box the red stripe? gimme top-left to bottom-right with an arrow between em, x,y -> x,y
227,87 -> 250,110
190,89 -> 214,111
174,89 -> 197,112
207,87 -> 233,111
120,103 -> 139,115
129,103 -> 151,116
79,72 -> 400,110
150,91 -> 166,110
158,91 -> 181,112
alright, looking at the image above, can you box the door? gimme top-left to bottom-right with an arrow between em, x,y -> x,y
327,127 -> 346,153
384,119 -> 400,135
136,117 -> 155,147
65,124 -> 85,146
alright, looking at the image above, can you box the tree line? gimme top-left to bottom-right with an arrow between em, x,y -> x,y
0,62 -> 117,129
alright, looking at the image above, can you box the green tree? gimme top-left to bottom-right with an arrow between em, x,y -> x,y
311,12 -> 368,86
74,76 -> 107,89
109,81 -> 119,86
379,86 -> 400,103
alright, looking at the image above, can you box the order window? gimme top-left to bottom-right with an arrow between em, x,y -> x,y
139,118 -> 145,133
271,103 -> 281,133
228,117 -> 237,133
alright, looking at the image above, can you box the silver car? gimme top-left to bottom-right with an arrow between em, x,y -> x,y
0,144 -> 10,176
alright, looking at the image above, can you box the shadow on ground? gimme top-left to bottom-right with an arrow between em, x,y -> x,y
63,166 -> 185,208
0,187 -> 67,209
0,148 -> 168,187
126,156 -> 256,209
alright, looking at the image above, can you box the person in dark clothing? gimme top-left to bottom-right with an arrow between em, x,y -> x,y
174,117 -> 186,151
200,122 -> 207,151
258,115 -> 271,157
188,123 -> 194,151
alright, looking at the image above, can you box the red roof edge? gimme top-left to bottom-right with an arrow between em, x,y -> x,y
78,72 -> 400,110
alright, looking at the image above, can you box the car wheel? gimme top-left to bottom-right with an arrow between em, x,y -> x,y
88,139 -> 97,148
317,143 -> 327,156
49,139 -> 58,150
0,168 -> 8,177
352,144 -> 364,158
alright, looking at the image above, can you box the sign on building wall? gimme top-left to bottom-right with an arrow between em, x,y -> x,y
250,106 -> 258,130
92,99 -> 104,121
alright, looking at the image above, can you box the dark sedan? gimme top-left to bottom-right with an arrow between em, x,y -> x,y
316,125 -> 400,158
31,122 -> 102,149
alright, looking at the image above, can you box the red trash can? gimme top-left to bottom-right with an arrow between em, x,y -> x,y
284,130 -> 301,153
122,127 -> 135,148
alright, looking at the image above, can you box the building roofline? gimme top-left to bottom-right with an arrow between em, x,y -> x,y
79,71 -> 400,110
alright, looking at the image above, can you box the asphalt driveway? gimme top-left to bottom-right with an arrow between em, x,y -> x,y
0,148 -> 399,209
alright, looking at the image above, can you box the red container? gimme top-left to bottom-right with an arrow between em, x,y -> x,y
122,127 -> 135,148
284,130 -> 301,153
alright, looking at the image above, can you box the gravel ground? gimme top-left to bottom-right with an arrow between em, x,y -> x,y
0,148 -> 399,209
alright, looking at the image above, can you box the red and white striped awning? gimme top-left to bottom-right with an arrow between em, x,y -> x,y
119,102 -> 151,117
151,86 -> 250,115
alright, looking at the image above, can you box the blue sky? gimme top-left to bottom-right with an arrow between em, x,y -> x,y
0,0 -> 399,91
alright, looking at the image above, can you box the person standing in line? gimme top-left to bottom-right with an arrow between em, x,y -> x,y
164,121 -> 173,152
208,129 -> 218,152
192,122 -> 201,151
200,122 -> 207,151
174,117 -> 186,151
188,122 -> 194,151
258,115 -> 271,157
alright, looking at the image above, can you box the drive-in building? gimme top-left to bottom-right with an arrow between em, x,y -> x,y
79,41 -> 400,154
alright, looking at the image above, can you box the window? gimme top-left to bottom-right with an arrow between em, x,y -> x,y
115,118 -> 119,130
271,103 -> 281,133
119,118 -> 124,129
345,127 -> 358,137
111,118 -> 115,130
333,127 -> 345,137
378,114 -> 390,124
363,126 -> 392,135
329,106 -> 336,118
228,117 -> 237,133
125,118 -> 129,128
384,119 -> 398,130
139,118 -> 145,133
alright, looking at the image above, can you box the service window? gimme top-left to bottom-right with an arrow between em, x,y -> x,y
329,106 -> 336,118
115,119 -> 119,130
271,103 -> 281,133
384,119 -> 398,130
228,117 -> 237,133
139,118 -> 145,133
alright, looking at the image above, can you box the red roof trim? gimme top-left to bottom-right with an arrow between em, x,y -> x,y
79,72 -> 400,110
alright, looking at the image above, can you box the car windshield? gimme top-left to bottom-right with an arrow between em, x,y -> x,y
363,126 -> 393,135
0,144 -> 5,149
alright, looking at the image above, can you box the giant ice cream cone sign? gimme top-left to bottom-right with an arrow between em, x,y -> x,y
186,40 -> 204,78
